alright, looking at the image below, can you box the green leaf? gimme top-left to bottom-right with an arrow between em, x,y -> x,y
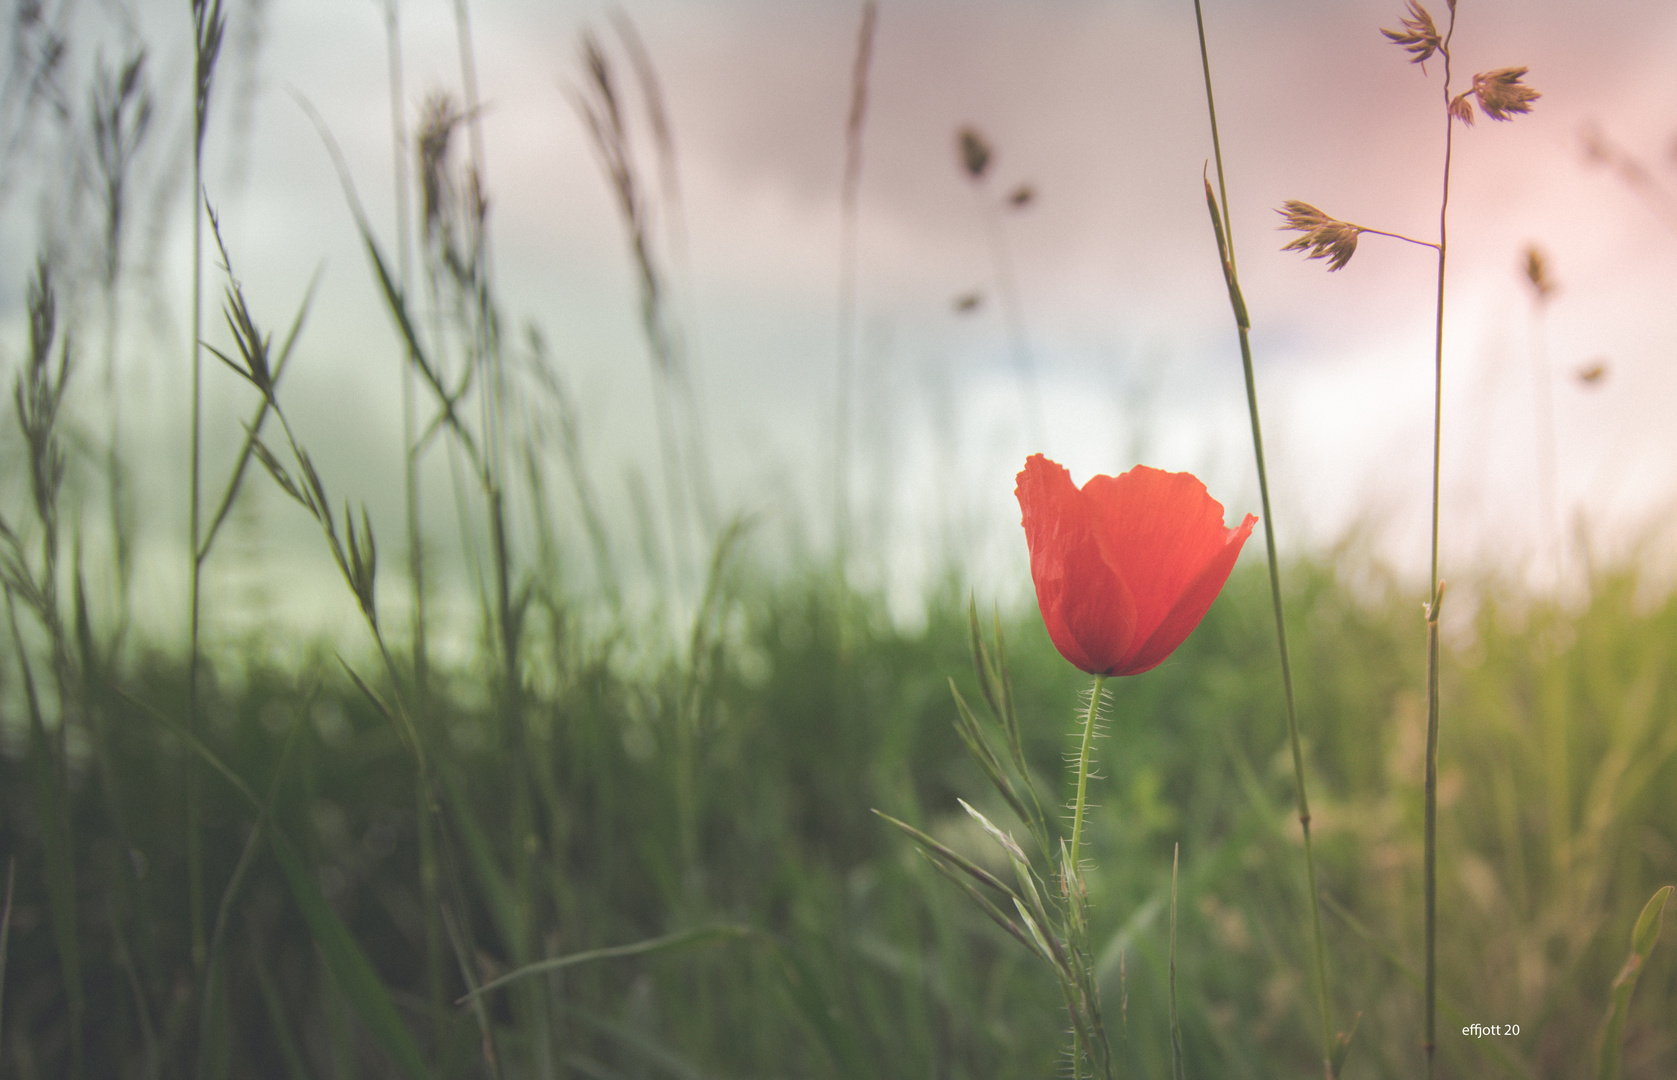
1598,884 -> 1673,1080
269,833 -> 432,1080
871,808 -> 1017,900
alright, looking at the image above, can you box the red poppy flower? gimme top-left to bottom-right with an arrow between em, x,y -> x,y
1016,454 -> 1256,677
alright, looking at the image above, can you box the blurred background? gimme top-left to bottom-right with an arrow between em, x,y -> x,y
2,1 -> 1675,1077
4,0 -> 1677,637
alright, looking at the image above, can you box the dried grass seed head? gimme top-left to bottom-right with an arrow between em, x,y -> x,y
1523,245 -> 1557,301
1277,200 -> 1362,272
417,93 -> 464,236
958,126 -> 992,180
1381,1 -> 1442,66
1470,66 -> 1540,122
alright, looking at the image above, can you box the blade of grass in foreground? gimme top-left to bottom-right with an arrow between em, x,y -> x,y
123,689 -> 433,1080
9,595 -> 83,1075
197,689 -> 313,1080
1190,2 -> 1336,1073
1597,884 -> 1672,1080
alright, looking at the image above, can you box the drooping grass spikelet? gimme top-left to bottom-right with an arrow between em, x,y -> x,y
1381,1 -> 1443,66
1278,200 -> 1362,271
1460,66 -> 1540,123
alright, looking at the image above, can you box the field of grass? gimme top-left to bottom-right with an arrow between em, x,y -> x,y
4,545 -> 1675,1078
2,1 -> 1674,1078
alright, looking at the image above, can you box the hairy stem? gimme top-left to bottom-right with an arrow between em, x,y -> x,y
1069,674 -> 1106,877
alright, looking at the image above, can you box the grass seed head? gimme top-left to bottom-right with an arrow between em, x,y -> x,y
1381,1 -> 1442,66
1470,66 -> 1540,122
1524,245 -> 1557,302
1278,200 -> 1362,271
957,126 -> 992,181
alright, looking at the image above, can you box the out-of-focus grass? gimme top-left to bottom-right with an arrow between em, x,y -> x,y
2,545 -> 1673,1078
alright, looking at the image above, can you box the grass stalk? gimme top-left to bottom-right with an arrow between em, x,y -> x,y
1424,13 -> 1459,1075
1523,250 -> 1560,586
573,32 -> 713,586
957,129 -> 1044,450
203,199 -> 513,1074
835,0 -> 877,570
611,13 -> 719,544
1,857 -> 14,1057
382,0 -> 430,698
1190,5 -> 1335,1073
187,0 -> 226,978
1169,843 -> 1185,1080
92,49 -> 150,651
1276,5 -> 1544,1072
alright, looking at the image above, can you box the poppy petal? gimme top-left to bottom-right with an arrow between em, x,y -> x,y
1120,513 -> 1257,675
1016,455 -> 1137,674
1083,466 -> 1232,648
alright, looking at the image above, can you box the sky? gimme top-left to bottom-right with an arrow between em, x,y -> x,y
4,0 -> 1677,642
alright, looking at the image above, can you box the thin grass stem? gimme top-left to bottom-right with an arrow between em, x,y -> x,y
969,177 -> 1044,450
1424,12 -> 1460,1076
1170,843 -> 1185,1080
187,0 -> 225,981
1191,4 -> 1336,1074
1,856 -> 14,1057
382,0 -> 430,699
835,0 -> 877,571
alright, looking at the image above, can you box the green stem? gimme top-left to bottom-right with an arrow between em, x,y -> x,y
187,6 -> 209,979
1425,12 -> 1459,1079
1069,674 -> 1106,878
1192,2 -> 1334,1072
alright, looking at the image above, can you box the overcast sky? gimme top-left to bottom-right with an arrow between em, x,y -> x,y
5,0 -> 1677,638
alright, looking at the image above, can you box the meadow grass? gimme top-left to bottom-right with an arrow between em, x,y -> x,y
3,538 -> 1675,1077
1,2 -> 1674,1078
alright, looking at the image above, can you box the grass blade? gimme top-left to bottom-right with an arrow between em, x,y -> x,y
252,941 -> 312,1080
268,832 -> 433,1080
459,925 -> 751,1003
0,857 -> 14,1062
124,686 -> 433,1079
872,808 -> 1018,900
1597,884 -> 1673,1080
9,594 -> 83,1073
1169,844 -> 1185,1080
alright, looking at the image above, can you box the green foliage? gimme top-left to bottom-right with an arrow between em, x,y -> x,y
2,554 -> 1674,1077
